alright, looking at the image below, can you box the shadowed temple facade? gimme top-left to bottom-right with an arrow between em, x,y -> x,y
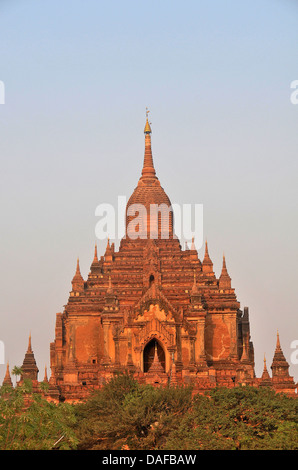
5,115 -> 296,401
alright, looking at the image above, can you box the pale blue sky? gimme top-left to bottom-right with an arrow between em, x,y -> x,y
0,0 -> 298,383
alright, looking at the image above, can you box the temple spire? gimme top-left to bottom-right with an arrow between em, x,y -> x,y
2,362 -> 13,387
144,108 -> 152,134
76,258 -> 81,275
93,243 -> 98,263
148,341 -> 164,374
89,242 -> 102,275
189,237 -> 198,261
71,257 -> 84,292
21,334 -> 39,381
219,254 -> 232,289
276,330 -> 281,349
270,331 -> 296,394
104,238 -> 113,263
203,240 -> 211,262
27,331 -> 32,353
276,330 -> 282,353
202,240 -> 213,274
259,354 -> 272,387
271,330 -> 287,365
43,365 -> 49,383
141,109 -> 156,180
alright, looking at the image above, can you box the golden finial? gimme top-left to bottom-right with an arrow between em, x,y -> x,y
144,108 -> 152,134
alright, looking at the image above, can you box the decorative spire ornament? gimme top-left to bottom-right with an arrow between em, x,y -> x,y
43,365 -> 49,383
21,333 -> 39,381
2,362 -> 13,387
142,109 -> 156,180
105,238 -> 113,263
90,242 -> 101,275
71,257 -> 84,292
202,240 -> 213,273
219,254 -> 232,289
259,354 -> 272,387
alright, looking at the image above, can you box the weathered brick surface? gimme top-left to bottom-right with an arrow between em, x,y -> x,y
11,117 -> 295,401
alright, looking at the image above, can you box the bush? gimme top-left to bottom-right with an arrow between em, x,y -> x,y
74,377 -> 298,450
0,381 -> 78,450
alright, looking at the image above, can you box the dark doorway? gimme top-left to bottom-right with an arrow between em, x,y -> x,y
143,339 -> 165,372
149,274 -> 155,287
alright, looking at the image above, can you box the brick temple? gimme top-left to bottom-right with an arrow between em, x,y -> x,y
4,115 -> 297,401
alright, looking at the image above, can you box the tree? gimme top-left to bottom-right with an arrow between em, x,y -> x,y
165,386 -> 298,450
74,374 -> 193,450
1,374 -> 296,450
74,378 -> 298,450
11,365 -> 23,384
0,381 -> 78,450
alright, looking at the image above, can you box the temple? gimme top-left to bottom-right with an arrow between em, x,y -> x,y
4,114 -> 297,401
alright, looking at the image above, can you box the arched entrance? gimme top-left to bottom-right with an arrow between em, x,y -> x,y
143,339 -> 165,373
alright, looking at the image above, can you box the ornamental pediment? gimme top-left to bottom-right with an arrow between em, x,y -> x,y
133,284 -> 181,323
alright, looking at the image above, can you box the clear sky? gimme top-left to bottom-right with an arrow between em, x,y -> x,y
0,0 -> 297,384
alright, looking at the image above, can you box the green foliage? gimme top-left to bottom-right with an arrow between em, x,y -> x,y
165,386 -> 298,450
0,382 -> 78,450
0,374 -> 297,450
74,373 -> 193,450
74,377 -> 298,450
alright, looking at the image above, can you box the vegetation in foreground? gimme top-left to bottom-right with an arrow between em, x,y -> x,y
0,374 -> 297,450
0,379 -> 77,450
